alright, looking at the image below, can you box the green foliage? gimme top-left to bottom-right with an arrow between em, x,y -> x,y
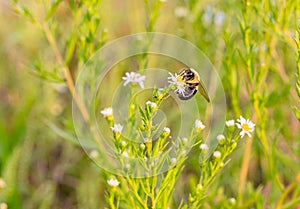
1,0 -> 299,208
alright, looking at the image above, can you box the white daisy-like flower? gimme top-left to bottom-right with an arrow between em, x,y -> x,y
107,178 -> 120,187
125,163 -> 130,169
199,143 -> 209,151
146,101 -> 157,109
100,107 -> 113,117
111,124 -> 123,133
122,72 -> 146,89
168,72 -> 186,96
236,116 -> 255,138
195,119 -> 206,130
225,119 -> 235,127
174,6 -> 188,18
213,151 -> 221,159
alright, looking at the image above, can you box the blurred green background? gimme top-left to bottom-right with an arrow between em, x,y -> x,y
0,0 -> 300,208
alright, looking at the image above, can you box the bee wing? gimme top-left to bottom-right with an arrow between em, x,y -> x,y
198,80 -> 210,102
176,86 -> 198,100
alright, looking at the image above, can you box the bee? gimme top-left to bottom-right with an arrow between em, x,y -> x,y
175,68 -> 210,102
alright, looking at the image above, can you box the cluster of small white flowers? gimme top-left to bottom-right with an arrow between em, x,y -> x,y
111,124 -> 123,133
122,72 -> 146,89
100,107 -> 113,117
107,178 -> 120,187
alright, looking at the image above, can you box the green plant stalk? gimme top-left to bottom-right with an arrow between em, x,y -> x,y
275,171 -> 300,209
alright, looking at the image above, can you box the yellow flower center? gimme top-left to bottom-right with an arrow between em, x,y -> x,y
242,123 -> 251,131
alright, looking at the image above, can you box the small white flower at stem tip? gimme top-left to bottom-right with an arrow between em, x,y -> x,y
107,178 -> 120,187
122,72 -> 146,89
217,134 -> 225,141
195,119 -> 205,130
163,127 -> 171,134
213,151 -> 221,159
111,124 -> 123,133
225,119 -> 235,127
217,134 -> 225,145
236,116 -> 255,138
100,107 -> 113,117
199,143 -> 209,151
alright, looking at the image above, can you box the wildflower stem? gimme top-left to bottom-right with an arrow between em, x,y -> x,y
238,135 -> 252,202
275,171 -> 300,209
126,177 -> 148,209
42,22 -> 90,123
